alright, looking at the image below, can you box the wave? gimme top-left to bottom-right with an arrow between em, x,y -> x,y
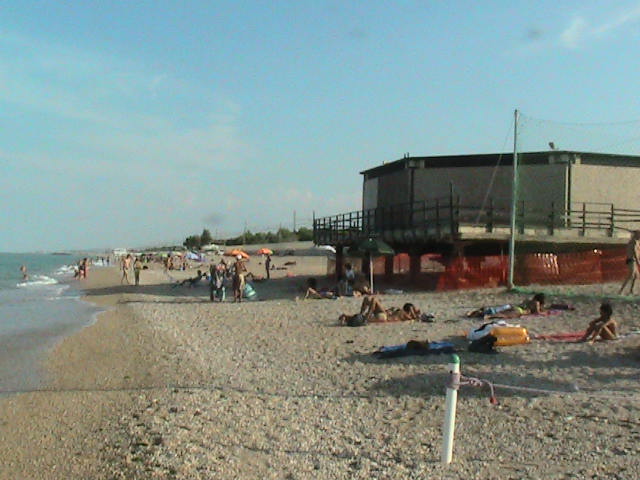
54,265 -> 77,276
16,275 -> 59,288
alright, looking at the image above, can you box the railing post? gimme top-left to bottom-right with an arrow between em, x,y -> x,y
548,202 -> 555,235
436,199 -> 441,237
486,198 -> 494,233
609,204 -> 615,237
449,194 -> 454,235
454,194 -> 460,235
581,203 -> 587,236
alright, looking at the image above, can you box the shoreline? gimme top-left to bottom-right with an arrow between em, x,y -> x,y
0,259 -> 639,478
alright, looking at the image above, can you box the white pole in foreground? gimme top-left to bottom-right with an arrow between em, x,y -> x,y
441,354 -> 460,465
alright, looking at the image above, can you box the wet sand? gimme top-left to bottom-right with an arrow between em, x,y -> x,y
0,257 -> 639,479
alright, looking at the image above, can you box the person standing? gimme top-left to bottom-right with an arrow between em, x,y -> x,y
210,260 -> 228,302
619,230 -> 640,295
232,255 -> 247,302
133,257 -> 143,286
265,254 -> 272,280
20,265 -> 28,281
121,254 -> 132,285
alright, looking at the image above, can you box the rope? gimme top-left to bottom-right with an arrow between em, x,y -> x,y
458,373 -> 581,406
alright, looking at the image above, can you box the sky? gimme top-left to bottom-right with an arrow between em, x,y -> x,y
2,1 -> 640,252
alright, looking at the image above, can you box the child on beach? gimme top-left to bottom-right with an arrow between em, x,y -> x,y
581,302 -> 617,343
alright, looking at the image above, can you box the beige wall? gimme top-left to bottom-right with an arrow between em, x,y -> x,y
377,170 -> 409,208
571,164 -> 640,210
363,177 -> 378,211
412,164 -> 567,211
518,164 -> 567,214
413,166 -> 513,210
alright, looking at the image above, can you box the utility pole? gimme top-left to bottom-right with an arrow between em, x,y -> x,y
293,210 -> 297,232
508,109 -> 519,289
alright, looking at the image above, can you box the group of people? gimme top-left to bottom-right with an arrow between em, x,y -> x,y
74,258 -> 90,279
120,254 -> 143,286
467,292 -> 618,343
208,255 -> 249,303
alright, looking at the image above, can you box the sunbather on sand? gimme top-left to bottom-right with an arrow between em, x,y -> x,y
340,295 -> 421,323
173,270 -> 205,288
484,293 -> 546,319
303,278 -> 337,299
581,302 -> 617,343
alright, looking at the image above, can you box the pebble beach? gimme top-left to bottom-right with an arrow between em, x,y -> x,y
1,256 -> 639,479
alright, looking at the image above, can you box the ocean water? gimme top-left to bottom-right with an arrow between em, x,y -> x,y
0,253 -> 105,394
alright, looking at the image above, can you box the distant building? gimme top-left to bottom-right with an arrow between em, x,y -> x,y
361,150 -> 640,217
314,150 -> 640,289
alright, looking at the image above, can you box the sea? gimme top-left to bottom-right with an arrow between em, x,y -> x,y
0,252 -> 106,395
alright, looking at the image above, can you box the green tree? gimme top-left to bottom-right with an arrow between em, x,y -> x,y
296,227 -> 313,241
201,229 -> 213,246
183,235 -> 201,250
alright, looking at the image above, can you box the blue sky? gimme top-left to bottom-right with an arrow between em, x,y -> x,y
2,1 -> 640,252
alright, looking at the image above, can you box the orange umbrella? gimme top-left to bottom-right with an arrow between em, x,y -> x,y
256,248 -> 273,255
225,249 -> 250,259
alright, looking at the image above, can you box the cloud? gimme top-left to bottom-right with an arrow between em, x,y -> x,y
0,30 -> 252,175
559,4 -> 640,49
560,17 -> 589,49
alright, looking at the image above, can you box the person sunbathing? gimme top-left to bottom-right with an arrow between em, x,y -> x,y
581,302 -> 617,343
303,278 -> 338,299
340,295 -> 421,324
173,270 -> 205,288
484,293 -> 546,319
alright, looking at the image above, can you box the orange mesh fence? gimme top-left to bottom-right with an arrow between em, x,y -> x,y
332,247 -> 628,290
429,247 -> 625,290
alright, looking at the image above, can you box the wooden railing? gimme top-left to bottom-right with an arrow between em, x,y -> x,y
313,198 -> 640,245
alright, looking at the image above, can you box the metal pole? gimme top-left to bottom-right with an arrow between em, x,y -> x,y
441,354 -> 460,464
508,109 -> 519,289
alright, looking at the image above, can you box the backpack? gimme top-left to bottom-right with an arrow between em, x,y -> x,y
468,334 -> 498,354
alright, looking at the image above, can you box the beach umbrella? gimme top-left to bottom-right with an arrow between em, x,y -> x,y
347,237 -> 395,293
225,249 -> 250,259
256,247 -> 273,255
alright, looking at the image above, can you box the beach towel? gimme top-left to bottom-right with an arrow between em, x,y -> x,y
373,340 -> 455,359
519,309 -> 564,319
532,331 -> 586,342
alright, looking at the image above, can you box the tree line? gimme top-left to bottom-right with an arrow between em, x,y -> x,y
183,227 -> 314,250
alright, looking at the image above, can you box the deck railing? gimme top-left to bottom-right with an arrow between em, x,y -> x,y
313,198 -> 640,245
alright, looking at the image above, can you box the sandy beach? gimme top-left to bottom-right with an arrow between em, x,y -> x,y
1,255 -> 639,479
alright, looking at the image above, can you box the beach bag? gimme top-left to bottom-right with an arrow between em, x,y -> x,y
490,326 -> 530,346
468,334 -> 497,353
346,313 -> 367,327
243,282 -> 258,301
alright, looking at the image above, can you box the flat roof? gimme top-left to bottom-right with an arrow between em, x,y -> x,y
360,150 -> 640,177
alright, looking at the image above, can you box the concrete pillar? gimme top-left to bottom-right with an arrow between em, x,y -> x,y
409,252 -> 421,283
384,255 -> 394,280
335,246 -> 344,281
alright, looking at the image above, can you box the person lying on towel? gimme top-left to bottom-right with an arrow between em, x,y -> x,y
483,293 -> 546,319
340,295 -> 422,324
581,302 -> 617,343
